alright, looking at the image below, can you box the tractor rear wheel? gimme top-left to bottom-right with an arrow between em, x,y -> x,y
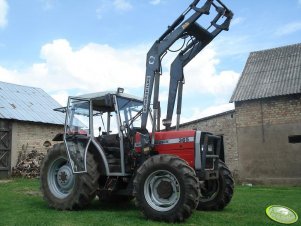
197,160 -> 234,211
40,143 -> 100,210
134,154 -> 200,223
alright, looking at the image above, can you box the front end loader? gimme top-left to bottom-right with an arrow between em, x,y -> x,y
40,0 -> 234,223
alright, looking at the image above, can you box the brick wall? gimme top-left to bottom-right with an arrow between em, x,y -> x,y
178,111 -> 239,178
175,94 -> 301,185
11,121 -> 64,167
235,94 -> 301,127
235,94 -> 301,185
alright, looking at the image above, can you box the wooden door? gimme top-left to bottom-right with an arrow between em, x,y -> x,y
0,120 -> 11,178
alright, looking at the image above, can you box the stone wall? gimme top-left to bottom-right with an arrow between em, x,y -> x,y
11,121 -> 64,168
235,94 -> 301,127
178,110 -> 239,178
176,94 -> 301,185
235,94 -> 301,185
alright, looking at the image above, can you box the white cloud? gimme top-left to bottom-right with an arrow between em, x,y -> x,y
40,39 -> 146,92
191,103 -> 234,120
156,45 -> 239,127
113,0 -> 132,11
162,46 -> 240,97
0,39 -> 238,122
0,66 -> 18,83
275,21 -> 301,36
0,0 -> 8,28
0,39 -> 146,104
150,0 -> 161,5
51,90 -> 69,106
157,45 -> 240,96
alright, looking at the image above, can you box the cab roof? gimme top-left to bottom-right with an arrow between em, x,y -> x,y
54,91 -> 143,113
72,91 -> 143,102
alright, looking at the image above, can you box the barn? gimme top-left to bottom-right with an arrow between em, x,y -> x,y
180,43 -> 301,185
0,82 -> 64,178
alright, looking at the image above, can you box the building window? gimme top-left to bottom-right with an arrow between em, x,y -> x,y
288,135 -> 301,144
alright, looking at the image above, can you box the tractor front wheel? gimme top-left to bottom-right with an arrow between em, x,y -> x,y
197,160 -> 234,211
40,143 -> 100,210
134,155 -> 200,222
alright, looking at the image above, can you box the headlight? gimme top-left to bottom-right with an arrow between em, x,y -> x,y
201,144 -> 213,152
207,144 -> 213,152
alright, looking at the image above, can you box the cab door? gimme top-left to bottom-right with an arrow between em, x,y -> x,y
64,98 -> 91,173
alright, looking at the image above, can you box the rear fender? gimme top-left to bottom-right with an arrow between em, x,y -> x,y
53,133 -> 109,174
90,139 -> 110,175
63,137 -> 109,175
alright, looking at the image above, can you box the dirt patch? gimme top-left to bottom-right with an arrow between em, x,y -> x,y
15,188 -> 42,197
23,190 -> 42,197
0,180 -> 12,184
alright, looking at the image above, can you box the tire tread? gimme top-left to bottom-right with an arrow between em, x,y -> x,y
40,143 -> 100,210
134,154 -> 200,223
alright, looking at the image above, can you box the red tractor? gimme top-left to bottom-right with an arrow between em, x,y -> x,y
40,0 -> 234,222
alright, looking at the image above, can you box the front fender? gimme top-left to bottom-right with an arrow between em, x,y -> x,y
52,133 -> 64,141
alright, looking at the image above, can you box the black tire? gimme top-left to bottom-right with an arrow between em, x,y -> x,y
133,154 -> 200,223
197,160 -> 234,211
40,143 -> 100,210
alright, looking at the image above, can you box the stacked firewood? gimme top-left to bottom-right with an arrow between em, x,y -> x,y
12,150 -> 45,179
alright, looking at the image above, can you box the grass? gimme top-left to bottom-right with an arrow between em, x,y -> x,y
0,179 -> 300,226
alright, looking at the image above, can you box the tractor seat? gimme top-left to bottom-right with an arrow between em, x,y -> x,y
105,147 -> 120,158
97,134 -> 121,158
99,134 -> 120,148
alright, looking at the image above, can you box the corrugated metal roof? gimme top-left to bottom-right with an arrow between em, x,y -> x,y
0,81 -> 65,125
230,43 -> 301,102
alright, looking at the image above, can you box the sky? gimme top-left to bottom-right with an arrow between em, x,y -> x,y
0,0 -> 301,127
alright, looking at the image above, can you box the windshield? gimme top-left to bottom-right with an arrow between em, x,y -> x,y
66,99 -> 90,135
117,97 -> 143,129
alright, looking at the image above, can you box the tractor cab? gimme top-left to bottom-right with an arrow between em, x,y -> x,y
61,89 -> 146,175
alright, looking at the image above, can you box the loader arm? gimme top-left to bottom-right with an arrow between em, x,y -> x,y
163,8 -> 233,130
141,0 -> 233,136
